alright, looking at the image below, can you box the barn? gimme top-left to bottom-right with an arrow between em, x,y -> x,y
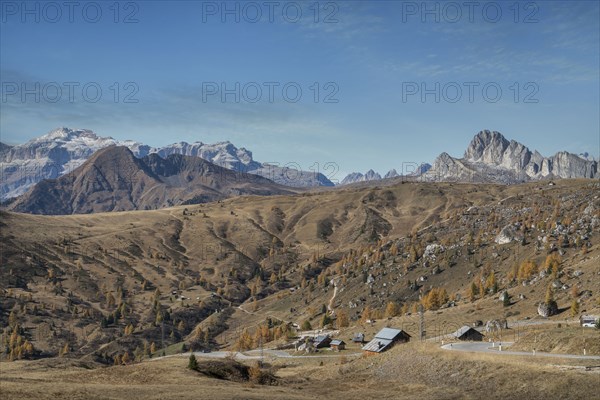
352,333 -> 365,343
362,327 -> 411,353
313,335 -> 332,349
330,339 -> 346,351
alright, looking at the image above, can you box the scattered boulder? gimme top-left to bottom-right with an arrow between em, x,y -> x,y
538,301 -> 558,318
424,244 -> 445,257
495,224 -> 523,245
552,280 -> 562,289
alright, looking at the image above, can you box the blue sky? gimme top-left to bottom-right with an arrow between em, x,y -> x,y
1,0 -> 599,181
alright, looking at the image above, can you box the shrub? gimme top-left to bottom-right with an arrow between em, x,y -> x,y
301,320 -> 312,331
188,353 -> 198,370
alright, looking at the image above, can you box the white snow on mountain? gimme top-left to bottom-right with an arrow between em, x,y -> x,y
0,127 -> 333,200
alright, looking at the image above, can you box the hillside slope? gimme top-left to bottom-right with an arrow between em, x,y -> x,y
7,146 -> 294,214
0,180 -> 598,363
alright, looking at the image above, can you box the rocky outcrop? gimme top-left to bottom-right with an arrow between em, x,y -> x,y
425,130 -> 597,183
495,224 -> 524,245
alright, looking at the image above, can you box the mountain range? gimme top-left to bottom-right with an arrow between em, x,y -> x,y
7,146 -> 293,215
339,164 -> 433,185
421,130 -> 597,183
0,128 -> 333,200
340,130 -> 596,185
1,128 -> 597,213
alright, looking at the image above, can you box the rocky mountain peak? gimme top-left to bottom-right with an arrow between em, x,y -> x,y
0,128 -> 334,200
424,130 -> 597,183
464,130 -> 511,162
384,169 -> 399,179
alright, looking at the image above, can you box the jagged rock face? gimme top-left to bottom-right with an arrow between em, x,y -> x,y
426,130 -> 597,183
364,169 -> 382,181
340,163 -> 430,185
464,130 -> 532,171
155,141 -> 261,172
340,172 -> 365,185
550,151 -> 597,178
0,128 -> 333,200
340,169 -> 382,185
384,169 -> 399,179
424,152 -> 478,182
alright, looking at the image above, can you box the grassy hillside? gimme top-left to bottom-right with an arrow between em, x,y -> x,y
1,179 -> 599,362
0,341 -> 598,400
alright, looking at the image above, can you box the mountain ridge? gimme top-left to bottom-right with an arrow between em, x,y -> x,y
0,128 -> 333,200
422,130 -> 597,183
7,146 -> 294,215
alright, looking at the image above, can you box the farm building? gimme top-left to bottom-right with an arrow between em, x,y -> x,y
330,339 -> 346,351
453,326 -> 484,341
352,333 -> 365,343
313,335 -> 332,349
362,328 -> 411,353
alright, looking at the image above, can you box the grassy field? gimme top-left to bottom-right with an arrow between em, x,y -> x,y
1,341 -> 598,400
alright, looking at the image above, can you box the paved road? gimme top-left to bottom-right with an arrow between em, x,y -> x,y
427,318 -> 579,343
151,348 -> 361,362
441,341 -> 600,360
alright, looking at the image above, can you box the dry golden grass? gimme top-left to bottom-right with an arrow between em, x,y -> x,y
1,178 -> 598,386
1,340 -> 598,400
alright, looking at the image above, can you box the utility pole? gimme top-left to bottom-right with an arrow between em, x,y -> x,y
259,335 -> 264,367
161,319 -> 165,356
418,304 -> 425,341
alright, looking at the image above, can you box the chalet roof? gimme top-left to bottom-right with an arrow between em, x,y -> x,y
331,339 -> 345,346
362,338 -> 393,353
375,327 -> 411,340
453,326 -> 482,338
313,335 -> 331,346
361,327 -> 411,353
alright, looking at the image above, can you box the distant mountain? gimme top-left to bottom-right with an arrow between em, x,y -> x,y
340,164 -> 431,186
0,128 -> 334,200
340,169 -> 382,185
384,169 -> 399,179
423,130 -> 597,183
8,146 -> 293,215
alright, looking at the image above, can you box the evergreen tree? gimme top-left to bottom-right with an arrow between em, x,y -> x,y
502,292 -> 511,307
188,353 -> 198,370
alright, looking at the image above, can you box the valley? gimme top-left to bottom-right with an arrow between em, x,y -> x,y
1,179 -> 599,360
